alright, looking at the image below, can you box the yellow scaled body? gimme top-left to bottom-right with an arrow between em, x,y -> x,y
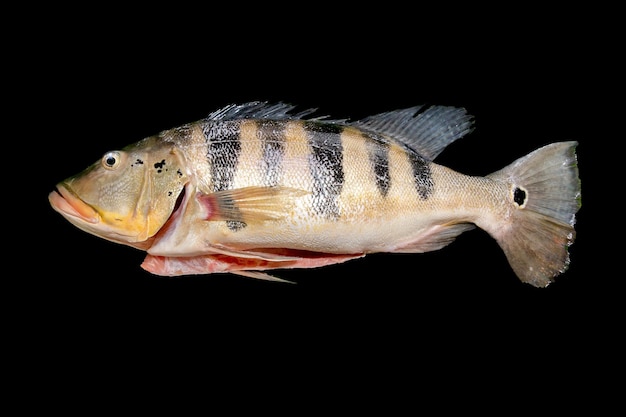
49,102 -> 581,287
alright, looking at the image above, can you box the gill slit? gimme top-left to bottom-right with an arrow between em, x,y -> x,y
135,163 -> 153,240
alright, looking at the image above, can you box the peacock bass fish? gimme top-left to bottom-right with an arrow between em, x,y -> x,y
48,101 -> 581,287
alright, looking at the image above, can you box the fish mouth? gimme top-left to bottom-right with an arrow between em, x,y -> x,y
48,184 -> 100,224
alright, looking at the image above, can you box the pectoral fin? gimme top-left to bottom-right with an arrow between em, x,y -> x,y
198,186 -> 308,223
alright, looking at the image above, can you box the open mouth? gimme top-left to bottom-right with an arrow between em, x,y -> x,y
48,184 -> 100,224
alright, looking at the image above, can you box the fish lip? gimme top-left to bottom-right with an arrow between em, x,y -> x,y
48,184 -> 100,224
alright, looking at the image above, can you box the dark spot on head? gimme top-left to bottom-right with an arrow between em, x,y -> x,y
177,169 -> 183,177
513,186 -> 527,206
168,191 -> 173,196
154,159 -> 166,173
136,159 -> 144,165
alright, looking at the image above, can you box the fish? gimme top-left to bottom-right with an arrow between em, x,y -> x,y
48,101 -> 581,287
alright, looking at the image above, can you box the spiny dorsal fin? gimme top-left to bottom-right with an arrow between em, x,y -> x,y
351,105 -> 475,161
207,101 -> 330,122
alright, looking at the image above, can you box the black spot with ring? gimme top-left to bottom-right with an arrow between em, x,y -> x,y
513,187 -> 527,206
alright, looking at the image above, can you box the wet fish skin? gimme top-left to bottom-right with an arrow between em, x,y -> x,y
48,102 -> 581,287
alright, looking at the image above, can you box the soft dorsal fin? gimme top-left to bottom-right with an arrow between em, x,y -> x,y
351,105 -> 475,161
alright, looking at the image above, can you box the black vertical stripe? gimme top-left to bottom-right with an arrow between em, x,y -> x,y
258,120 -> 286,187
203,120 -> 242,192
363,132 -> 391,197
304,121 -> 344,219
408,151 -> 433,199
202,120 -> 245,230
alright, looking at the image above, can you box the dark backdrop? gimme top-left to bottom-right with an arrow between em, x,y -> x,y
18,9 -> 617,411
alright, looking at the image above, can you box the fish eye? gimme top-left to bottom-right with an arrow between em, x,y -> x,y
102,151 -> 122,170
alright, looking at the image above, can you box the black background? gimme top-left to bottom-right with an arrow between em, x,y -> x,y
16,7 -> 618,411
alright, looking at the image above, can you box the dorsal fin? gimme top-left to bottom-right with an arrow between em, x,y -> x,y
207,102 -> 474,161
207,101 -> 337,122
351,105 -> 474,160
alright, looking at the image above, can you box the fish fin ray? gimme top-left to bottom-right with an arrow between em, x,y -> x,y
141,251 -> 364,277
206,102 -> 473,160
232,270 -> 296,283
206,101 -> 343,122
352,105 -> 474,160
207,244 -> 304,261
393,223 -> 476,253
486,141 -> 581,287
198,186 -> 308,223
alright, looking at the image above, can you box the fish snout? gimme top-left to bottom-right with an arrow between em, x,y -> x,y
48,184 -> 100,224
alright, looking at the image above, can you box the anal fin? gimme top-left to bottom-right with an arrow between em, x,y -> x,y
393,222 -> 475,253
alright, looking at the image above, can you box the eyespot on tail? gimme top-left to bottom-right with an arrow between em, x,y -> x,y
488,141 -> 581,287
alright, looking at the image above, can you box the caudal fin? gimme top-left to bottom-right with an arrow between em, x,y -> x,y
487,142 -> 581,287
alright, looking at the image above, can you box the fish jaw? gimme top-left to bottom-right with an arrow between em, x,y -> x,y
49,184 -> 100,224
48,183 -> 146,245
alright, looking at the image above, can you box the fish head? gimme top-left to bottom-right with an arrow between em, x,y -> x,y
48,136 -> 189,247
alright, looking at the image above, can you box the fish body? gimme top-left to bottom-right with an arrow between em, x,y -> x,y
49,102 -> 581,287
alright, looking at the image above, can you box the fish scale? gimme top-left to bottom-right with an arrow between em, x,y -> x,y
257,120 -> 286,187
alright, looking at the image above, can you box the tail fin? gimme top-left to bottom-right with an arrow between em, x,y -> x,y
487,142 -> 581,287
